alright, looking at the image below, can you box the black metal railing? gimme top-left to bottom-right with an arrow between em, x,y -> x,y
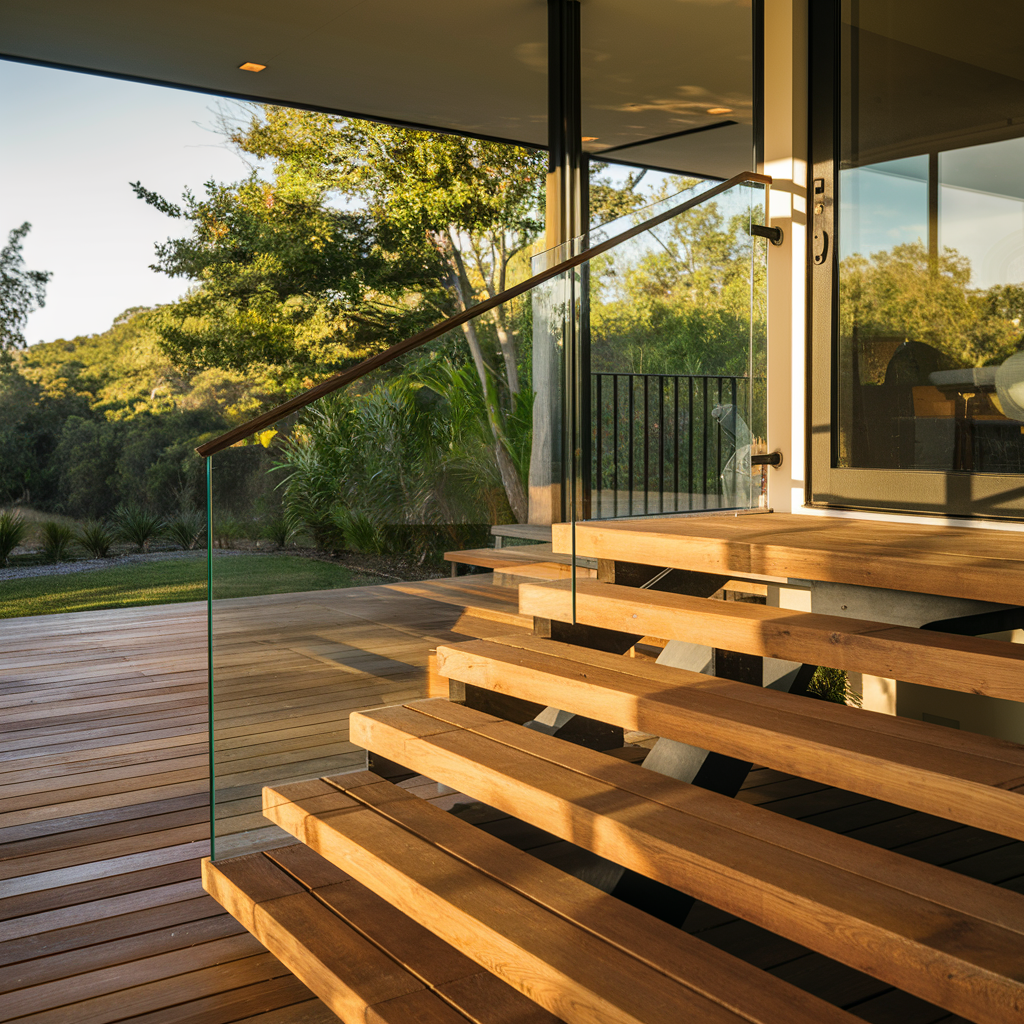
591,372 -> 751,518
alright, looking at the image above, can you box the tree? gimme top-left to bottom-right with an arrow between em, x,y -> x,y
0,223 -> 51,359
839,242 -> 1022,369
587,178 -> 764,376
136,108 -> 547,520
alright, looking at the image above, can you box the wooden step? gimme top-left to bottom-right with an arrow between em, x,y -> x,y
203,842 -> 560,1024
435,634 -> 1024,840
349,698 -> 1024,1024
444,545 -> 598,572
495,562 -> 597,583
550,512 -> 1024,605
262,772 -> 855,1024
491,524 -> 553,544
519,578 -> 1024,700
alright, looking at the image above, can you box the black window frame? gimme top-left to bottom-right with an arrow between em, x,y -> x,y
807,0 -> 1024,521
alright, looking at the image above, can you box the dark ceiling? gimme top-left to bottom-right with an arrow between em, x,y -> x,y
0,0 -> 756,178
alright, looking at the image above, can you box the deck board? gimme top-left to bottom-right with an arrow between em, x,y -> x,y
1,575 -> 1007,1023
0,577 -> 528,1022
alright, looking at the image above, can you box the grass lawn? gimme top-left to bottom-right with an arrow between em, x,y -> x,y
0,553 -> 383,619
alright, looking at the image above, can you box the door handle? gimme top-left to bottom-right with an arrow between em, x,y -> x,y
812,177 -> 830,265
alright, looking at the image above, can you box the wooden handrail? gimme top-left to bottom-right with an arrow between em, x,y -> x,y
196,170 -> 771,456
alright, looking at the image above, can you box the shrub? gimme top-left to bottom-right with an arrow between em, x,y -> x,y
212,513 -> 244,549
40,521 -> 75,562
0,510 -> 28,566
807,665 -> 862,707
76,520 -> 116,558
112,503 -> 165,553
331,507 -> 388,554
264,516 -> 302,548
165,509 -> 206,550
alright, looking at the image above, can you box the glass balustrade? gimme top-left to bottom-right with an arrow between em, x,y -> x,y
205,286 -> 541,859
562,176 -> 769,531
203,173 -> 770,857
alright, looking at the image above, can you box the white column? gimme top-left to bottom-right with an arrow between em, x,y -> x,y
763,0 -> 808,514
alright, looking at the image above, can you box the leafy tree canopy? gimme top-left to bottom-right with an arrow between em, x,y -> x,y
840,242 -> 1024,369
133,108 -> 547,384
0,223 -> 51,359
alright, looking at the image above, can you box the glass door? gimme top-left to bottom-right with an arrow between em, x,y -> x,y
810,0 -> 1024,518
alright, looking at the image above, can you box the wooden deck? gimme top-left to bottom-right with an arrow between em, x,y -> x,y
4,574 -> 1021,1023
0,578 -> 528,1024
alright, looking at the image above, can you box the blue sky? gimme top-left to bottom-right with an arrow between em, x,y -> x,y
1,60 -> 256,344
1,58 -> 670,347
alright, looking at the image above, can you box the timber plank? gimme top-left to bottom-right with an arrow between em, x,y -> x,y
518,578 -> 1024,700
0,860 -> 201,928
0,894 -> 217,968
349,700 -> 1024,1024
436,634 -> 1024,839
0,911 -> 243,996
265,778 -> 851,1024
108,977 -> 321,1024
322,773 -> 854,1024
0,931 -> 264,1021
7,951 -> 291,1024
552,513 -> 1024,605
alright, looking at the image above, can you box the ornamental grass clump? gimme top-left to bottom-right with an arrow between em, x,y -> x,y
112,503 -> 165,553
75,520 -> 116,558
165,509 -> 205,550
807,665 -> 862,707
40,521 -> 75,563
264,516 -> 301,549
0,510 -> 28,566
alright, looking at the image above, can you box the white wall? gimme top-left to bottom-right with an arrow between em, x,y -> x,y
762,0 -> 809,515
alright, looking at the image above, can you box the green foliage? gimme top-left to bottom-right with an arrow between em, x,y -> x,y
75,520 -> 116,558
807,665 -> 862,707
277,358 -> 518,558
264,516 -> 302,548
112,503 -> 165,553
40,520 -> 75,562
0,510 -> 28,566
212,512 -> 245,549
588,180 -> 766,379
331,507 -> 387,555
840,242 -> 1023,368
0,307 -> 274,517
0,223 -> 51,358
165,509 -> 206,550
134,110 -> 549,519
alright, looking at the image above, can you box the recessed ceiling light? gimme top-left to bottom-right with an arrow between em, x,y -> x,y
582,136 -> 599,142
239,62 -> 266,72
706,107 -> 733,115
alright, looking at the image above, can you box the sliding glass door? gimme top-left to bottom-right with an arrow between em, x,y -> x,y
810,0 -> 1024,517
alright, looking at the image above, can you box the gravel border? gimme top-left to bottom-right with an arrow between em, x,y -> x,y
0,545 -> 448,585
0,549 -> 245,583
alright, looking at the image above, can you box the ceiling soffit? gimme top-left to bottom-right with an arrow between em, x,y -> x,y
0,0 -> 754,177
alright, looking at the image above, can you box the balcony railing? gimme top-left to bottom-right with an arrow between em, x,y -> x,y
590,371 -> 753,518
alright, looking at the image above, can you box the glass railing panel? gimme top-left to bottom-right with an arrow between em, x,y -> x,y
206,288 -> 539,858
571,178 -> 769,526
564,177 -> 769,607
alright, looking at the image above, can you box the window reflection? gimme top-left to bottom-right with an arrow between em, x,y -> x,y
838,1 -> 1024,474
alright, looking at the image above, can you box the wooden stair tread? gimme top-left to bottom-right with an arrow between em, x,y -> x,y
550,512 -> 1024,605
495,563 -> 596,582
203,842 -> 559,1024
444,547 -> 598,571
434,634 -> 1024,840
491,524 -> 553,543
519,578 -> 1024,700
349,699 -> 1024,1024
263,773 -> 855,1024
